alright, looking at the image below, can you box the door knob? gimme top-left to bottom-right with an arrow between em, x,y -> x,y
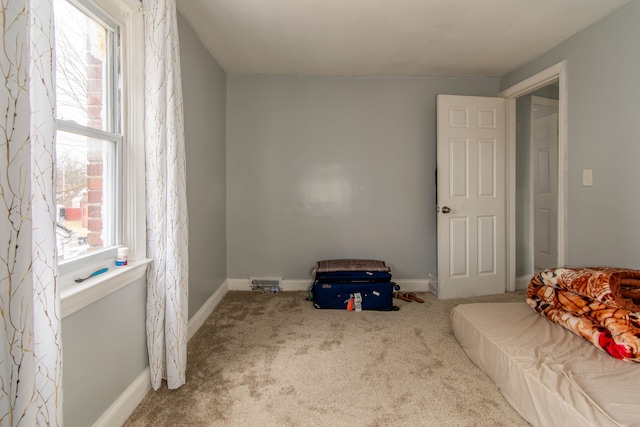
441,206 -> 451,214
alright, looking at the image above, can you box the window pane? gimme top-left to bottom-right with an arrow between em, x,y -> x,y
55,0 -> 114,132
56,130 -> 116,261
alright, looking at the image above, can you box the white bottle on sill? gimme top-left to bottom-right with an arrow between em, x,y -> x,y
115,247 -> 129,266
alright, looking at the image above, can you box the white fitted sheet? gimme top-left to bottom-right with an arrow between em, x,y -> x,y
451,303 -> 640,427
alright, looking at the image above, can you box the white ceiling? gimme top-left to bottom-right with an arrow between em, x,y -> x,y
176,0 -> 629,78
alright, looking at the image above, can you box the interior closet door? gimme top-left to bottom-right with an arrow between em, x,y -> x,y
533,112 -> 559,270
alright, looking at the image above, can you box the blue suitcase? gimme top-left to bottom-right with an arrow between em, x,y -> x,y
311,279 -> 398,311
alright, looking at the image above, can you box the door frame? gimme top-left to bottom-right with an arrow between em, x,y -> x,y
499,61 -> 567,292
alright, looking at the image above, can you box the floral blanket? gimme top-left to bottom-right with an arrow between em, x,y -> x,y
527,267 -> 640,362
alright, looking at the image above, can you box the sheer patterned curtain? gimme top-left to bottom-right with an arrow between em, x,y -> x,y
1,0 -> 62,425
143,0 -> 190,390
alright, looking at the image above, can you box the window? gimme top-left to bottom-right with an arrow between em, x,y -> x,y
55,0 -> 122,265
56,0 -> 148,315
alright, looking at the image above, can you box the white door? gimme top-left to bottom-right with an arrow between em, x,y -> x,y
533,113 -> 558,270
436,95 -> 507,299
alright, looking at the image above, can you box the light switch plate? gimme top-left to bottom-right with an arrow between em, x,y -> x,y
582,169 -> 593,186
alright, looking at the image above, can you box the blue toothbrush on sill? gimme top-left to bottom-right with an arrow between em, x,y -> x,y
75,267 -> 109,283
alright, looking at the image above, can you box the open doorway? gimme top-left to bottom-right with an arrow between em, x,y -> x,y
518,88 -> 560,282
531,93 -> 559,272
499,61 -> 567,291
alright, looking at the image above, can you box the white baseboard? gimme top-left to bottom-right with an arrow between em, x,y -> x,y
187,280 -> 228,340
226,278 -> 247,290
282,279 -> 313,291
393,279 -> 430,292
516,275 -> 531,290
97,280 -> 229,427
93,367 -> 151,427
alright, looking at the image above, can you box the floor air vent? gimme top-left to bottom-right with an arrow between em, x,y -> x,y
250,277 -> 282,292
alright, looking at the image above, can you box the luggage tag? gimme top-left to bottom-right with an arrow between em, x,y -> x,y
354,292 -> 362,312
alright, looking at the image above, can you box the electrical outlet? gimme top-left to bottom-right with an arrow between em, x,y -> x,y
582,169 -> 593,186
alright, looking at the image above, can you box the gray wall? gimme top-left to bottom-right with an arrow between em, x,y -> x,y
502,0 -> 640,268
179,12 -> 227,315
227,76 -> 499,280
62,278 -> 147,427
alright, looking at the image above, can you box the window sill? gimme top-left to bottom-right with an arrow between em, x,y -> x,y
61,258 -> 152,318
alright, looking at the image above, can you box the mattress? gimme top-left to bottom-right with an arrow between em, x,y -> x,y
451,302 -> 640,427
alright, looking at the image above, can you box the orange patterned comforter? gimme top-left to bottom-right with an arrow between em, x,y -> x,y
527,268 -> 640,362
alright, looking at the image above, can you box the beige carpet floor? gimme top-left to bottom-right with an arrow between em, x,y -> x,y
125,290 -> 530,426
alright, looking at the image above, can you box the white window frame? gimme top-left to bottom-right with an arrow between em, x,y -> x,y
55,0 -> 121,269
60,0 -> 150,318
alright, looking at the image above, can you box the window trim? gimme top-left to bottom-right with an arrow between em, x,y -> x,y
60,0 -> 147,318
